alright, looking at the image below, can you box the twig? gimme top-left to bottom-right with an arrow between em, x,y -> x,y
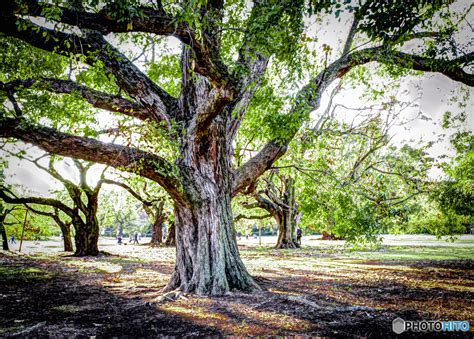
8,322 -> 47,337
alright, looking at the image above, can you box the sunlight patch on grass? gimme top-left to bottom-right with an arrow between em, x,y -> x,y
405,279 -> 474,293
0,266 -> 52,279
160,299 -> 314,335
348,246 -> 474,260
51,305 -> 86,313
64,260 -> 123,274
228,302 -> 314,333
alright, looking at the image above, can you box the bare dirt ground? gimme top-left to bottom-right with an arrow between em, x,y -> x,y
1,235 -> 473,337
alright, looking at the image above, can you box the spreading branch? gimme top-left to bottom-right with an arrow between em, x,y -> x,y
0,8 -> 177,123
4,0 -> 232,88
0,117 -> 183,202
235,213 -> 272,222
233,43 -> 474,195
0,188 -> 75,217
0,79 -> 153,122
101,179 -> 154,207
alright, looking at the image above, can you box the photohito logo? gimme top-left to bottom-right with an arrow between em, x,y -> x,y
392,317 -> 470,334
392,318 -> 405,334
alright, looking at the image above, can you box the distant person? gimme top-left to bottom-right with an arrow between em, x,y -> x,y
133,232 -> 139,245
10,234 -> 15,244
162,223 -> 167,239
245,233 -> 249,240
117,232 -> 122,245
296,228 -> 302,246
237,232 -> 242,240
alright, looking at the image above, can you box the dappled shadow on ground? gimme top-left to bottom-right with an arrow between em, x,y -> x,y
1,246 -> 473,337
0,253 -> 217,337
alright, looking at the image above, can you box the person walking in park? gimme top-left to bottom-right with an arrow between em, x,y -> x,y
34,232 -> 41,245
133,232 -> 139,245
117,230 -> 123,245
9,234 -> 15,244
296,228 -> 302,247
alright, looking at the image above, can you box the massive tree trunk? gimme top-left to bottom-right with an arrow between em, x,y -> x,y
0,215 -> 9,251
164,113 -> 259,295
59,223 -> 73,252
165,221 -> 175,246
150,201 -> 165,245
166,198 -> 258,295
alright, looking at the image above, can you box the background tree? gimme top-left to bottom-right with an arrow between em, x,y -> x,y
102,176 -> 173,245
0,156 -> 109,255
239,173 -> 301,248
0,0 -> 472,295
0,204 -> 14,251
236,88 -> 427,246
27,206 -> 74,252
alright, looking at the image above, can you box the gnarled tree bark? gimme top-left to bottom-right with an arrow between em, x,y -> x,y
0,208 -> 10,251
165,221 -> 176,247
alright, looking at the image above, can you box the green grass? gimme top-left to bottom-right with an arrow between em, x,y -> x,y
0,265 -> 52,279
243,240 -> 474,261
347,245 -> 474,260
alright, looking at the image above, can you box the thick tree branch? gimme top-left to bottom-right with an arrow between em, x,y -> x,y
8,1 -> 232,88
235,213 -> 271,222
0,79 -> 153,122
14,1 -> 179,35
0,189 -> 75,217
342,18 -> 359,57
337,48 -> 474,86
0,10 -> 177,123
0,117 -> 183,202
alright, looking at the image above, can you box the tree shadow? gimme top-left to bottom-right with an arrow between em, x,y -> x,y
2,253 -> 471,337
0,254 -> 219,337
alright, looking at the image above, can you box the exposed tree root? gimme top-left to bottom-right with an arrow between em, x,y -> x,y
286,295 -> 376,313
155,289 -> 189,303
8,322 -> 47,337
275,241 -> 300,249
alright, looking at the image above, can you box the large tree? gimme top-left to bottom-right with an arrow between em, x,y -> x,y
0,1 -> 472,295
